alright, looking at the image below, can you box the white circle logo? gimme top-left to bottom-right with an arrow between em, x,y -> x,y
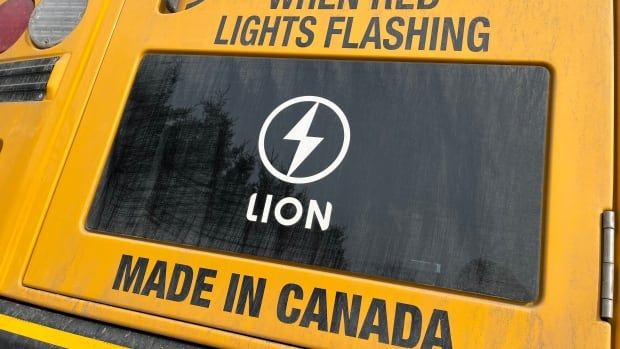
258,96 -> 351,184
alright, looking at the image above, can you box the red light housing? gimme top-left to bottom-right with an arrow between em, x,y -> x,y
0,0 -> 34,54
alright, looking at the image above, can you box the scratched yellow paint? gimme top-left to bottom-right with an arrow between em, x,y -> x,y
0,0 -> 614,348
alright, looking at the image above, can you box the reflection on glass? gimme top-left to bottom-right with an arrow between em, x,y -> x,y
88,55 -> 549,302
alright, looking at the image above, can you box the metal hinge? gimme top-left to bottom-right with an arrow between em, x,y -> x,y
601,211 -> 615,320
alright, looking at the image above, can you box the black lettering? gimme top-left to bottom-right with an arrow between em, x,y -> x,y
345,0 -> 358,9
297,16 -> 316,47
241,16 -> 260,46
140,260 -> 167,299
223,273 -> 240,312
112,255 -> 148,294
384,17 -> 405,50
392,303 -> 423,348
330,292 -> 361,337
441,17 -> 465,51
405,17 -> 428,50
300,288 -> 328,331
325,17 -> 345,48
259,16 -> 281,46
318,0 -> 335,9
360,17 -> 381,49
166,263 -> 193,302
271,0 -> 357,8
429,17 -> 440,50
468,17 -> 490,52
190,268 -> 217,308
396,0 -> 414,9
214,16 -> 228,45
229,16 -> 243,45
277,283 -> 303,324
342,17 -> 358,48
359,298 -> 389,344
281,16 -> 300,46
235,276 -> 267,317
422,310 -> 453,349
417,0 -> 438,9
299,288 -> 327,331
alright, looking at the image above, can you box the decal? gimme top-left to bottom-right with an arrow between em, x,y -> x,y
247,95 -> 349,231
112,255 -> 217,307
214,0 -> 490,52
111,254 -> 454,348
258,96 -> 350,185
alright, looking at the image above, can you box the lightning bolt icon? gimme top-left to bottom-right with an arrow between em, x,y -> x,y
284,102 -> 324,176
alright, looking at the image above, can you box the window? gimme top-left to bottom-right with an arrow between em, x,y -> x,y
88,55 -> 549,301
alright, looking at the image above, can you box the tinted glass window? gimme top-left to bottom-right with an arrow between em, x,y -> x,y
88,55 -> 549,301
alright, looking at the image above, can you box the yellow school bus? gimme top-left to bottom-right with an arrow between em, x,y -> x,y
0,0 -> 617,348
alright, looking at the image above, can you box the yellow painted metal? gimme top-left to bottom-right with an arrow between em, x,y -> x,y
0,0 -> 614,348
0,0 -> 123,288
0,314 -> 127,348
0,0 -> 285,347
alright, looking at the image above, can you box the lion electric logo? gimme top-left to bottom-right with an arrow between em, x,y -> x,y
246,96 -> 351,231
258,96 -> 351,184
